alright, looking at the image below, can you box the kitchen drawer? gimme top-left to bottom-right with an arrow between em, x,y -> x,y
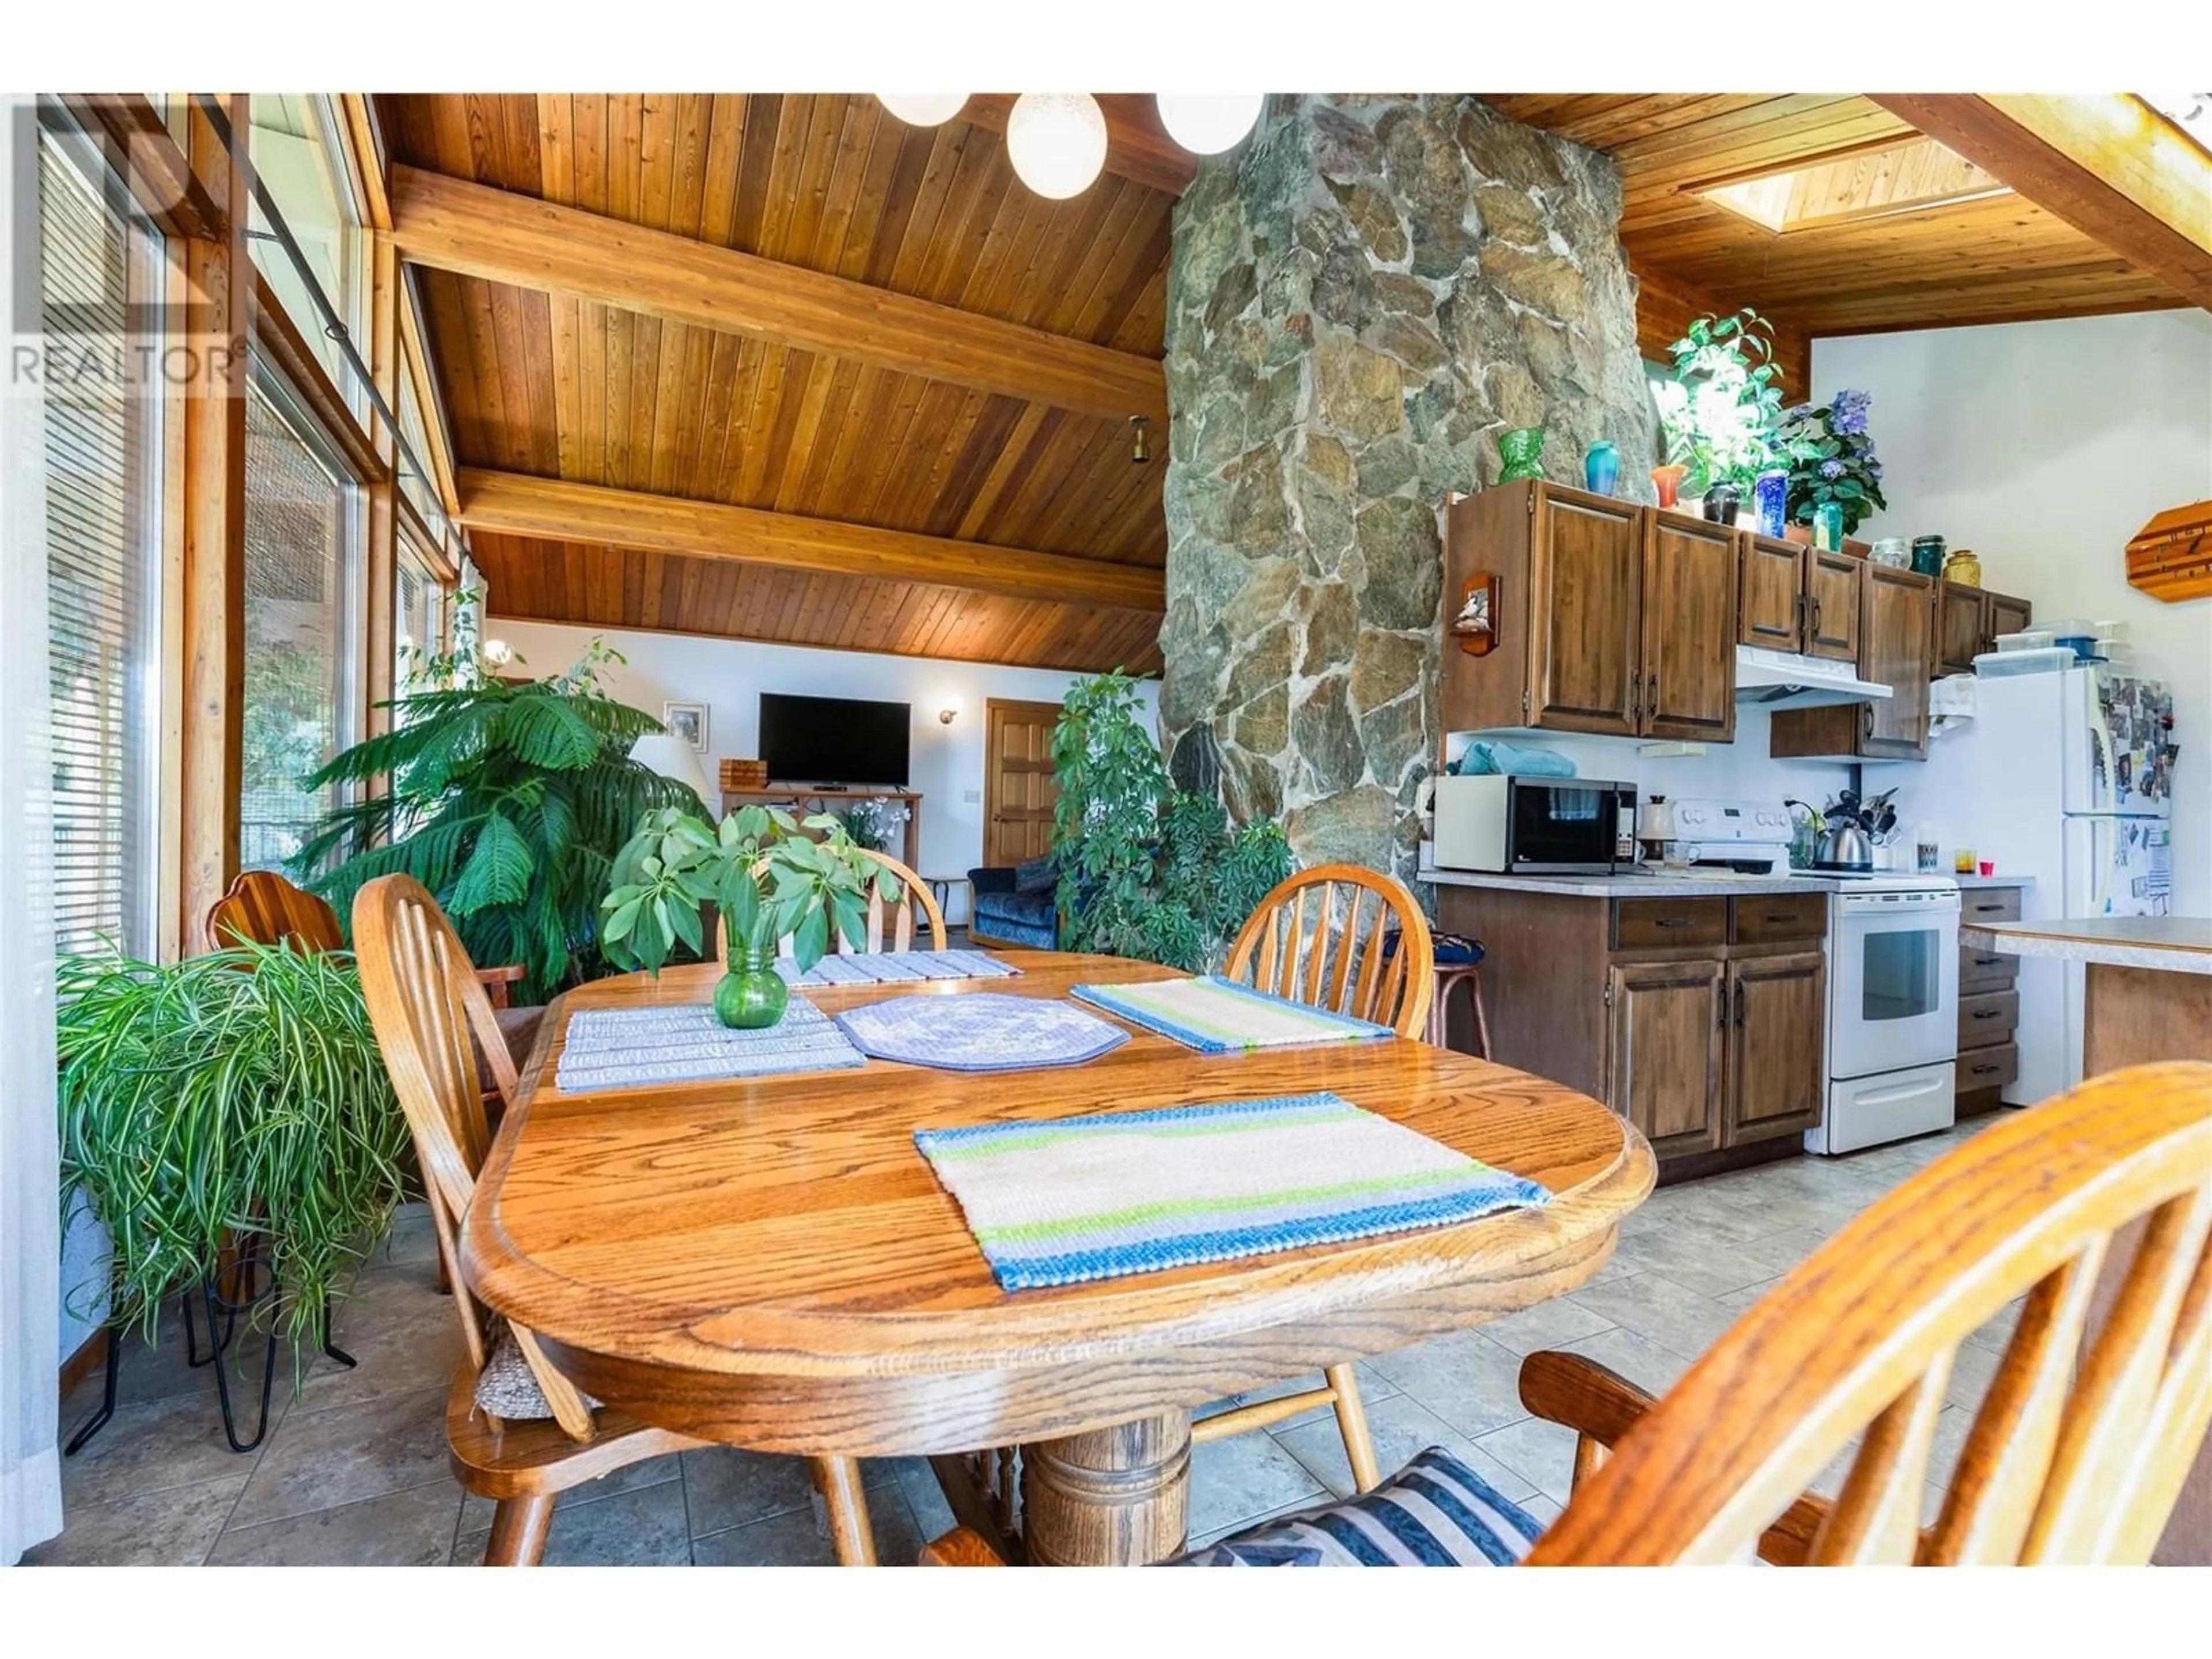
1613,897 -> 1728,950
1958,988 -> 2020,1049
1732,893 -> 1828,944
1958,945 -> 2019,991
1960,887 -> 2024,924
1957,1043 -> 2020,1094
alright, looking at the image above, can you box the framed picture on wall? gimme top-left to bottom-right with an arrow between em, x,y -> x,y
662,700 -> 709,754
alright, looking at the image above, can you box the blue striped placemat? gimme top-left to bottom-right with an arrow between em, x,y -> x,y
777,949 -> 1019,987
555,997 -> 865,1093
915,1092 -> 1549,1291
1069,975 -> 1395,1054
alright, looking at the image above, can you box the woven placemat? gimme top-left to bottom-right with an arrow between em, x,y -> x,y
915,1091 -> 1550,1291
778,949 -> 1020,987
555,997 -> 864,1093
834,991 -> 1127,1072
1070,975 -> 1395,1054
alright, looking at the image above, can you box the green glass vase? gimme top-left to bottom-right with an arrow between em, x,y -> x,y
1496,426 -> 1546,483
714,946 -> 788,1030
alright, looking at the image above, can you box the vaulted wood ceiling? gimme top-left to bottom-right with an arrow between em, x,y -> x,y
377,93 -> 2200,672
375,93 -> 1176,672
1484,94 -> 2197,350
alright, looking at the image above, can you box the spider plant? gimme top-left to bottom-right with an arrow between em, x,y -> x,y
55,941 -> 410,1354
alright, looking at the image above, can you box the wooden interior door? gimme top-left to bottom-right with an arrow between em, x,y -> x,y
1804,548 -> 1862,662
1861,565 -> 1934,759
1639,514 -> 1738,742
982,699 -> 1062,869
1606,958 -> 1725,1161
1738,534 -> 1804,649
1724,952 -> 1827,1146
1529,491 -> 1643,736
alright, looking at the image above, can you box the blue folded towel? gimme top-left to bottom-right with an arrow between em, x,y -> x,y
1452,739 -> 1577,778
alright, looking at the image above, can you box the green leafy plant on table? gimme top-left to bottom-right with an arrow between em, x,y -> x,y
1051,671 -> 1292,972
56,941 -> 410,1355
1654,308 -> 1785,497
600,804 -> 904,1027
296,639 -> 702,1005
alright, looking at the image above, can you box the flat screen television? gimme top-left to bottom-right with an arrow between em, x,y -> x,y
758,692 -> 910,787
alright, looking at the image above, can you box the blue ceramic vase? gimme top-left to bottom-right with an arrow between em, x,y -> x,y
1584,440 -> 1620,496
1754,469 -> 1789,537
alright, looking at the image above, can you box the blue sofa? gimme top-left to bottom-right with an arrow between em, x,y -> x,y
967,855 -> 1059,950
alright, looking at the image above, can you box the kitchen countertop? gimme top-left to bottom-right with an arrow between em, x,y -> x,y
1422,870 -> 1834,898
1960,918 -> 2212,975
1953,873 -> 2033,888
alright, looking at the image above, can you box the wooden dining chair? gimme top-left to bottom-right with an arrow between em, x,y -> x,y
1188,866 -> 1439,1497
353,873 -> 887,1566
209,867 -> 527,1008
1224,864 -> 1435,1041
924,1062 -> 2212,1566
1524,1059 -> 2212,1565
719,847 -> 949,965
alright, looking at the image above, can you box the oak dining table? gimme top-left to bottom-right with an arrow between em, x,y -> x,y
463,949 -> 1656,1565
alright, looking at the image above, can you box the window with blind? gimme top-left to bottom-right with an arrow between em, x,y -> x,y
241,370 -> 362,873
40,128 -> 164,961
394,542 -> 445,697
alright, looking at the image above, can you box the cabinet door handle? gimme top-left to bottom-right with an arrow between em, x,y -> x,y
1972,1009 -> 2006,1021
1862,703 -> 1875,741
1973,902 -> 2006,913
1971,1062 -> 2003,1077
1654,917 -> 1690,929
1733,979 -> 1747,1028
1972,954 -> 2004,968
1630,669 -> 1641,725
1810,595 -> 1824,638
1764,912 -> 1798,923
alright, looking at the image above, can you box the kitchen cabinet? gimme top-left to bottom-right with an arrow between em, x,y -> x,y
1434,883 -> 1829,1181
1443,482 -> 1736,744
1935,582 -> 2035,675
1737,535 -> 1862,662
1955,883 -> 2027,1115
1769,564 -> 1936,762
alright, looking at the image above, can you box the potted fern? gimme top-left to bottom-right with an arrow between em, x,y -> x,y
298,640 -> 702,1003
600,804 -> 901,1027
56,942 -> 410,1355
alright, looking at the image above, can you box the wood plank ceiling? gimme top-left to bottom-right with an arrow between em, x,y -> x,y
375,93 -> 1176,672
1483,95 -> 2192,350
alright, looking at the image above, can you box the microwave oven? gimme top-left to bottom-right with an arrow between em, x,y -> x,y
1432,775 -> 1634,876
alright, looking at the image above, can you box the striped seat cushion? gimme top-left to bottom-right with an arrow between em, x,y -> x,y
1173,1446 -> 1544,1566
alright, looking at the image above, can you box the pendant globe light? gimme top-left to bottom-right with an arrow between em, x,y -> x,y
1006,93 -> 1108,199
1156,94 -> 1263,155
877,93 -> 969,127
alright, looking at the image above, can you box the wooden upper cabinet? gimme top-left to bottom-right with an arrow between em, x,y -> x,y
1531,491 -> 1645,736
1936,580 -> 1989,675
1804,548 -> 1862,662
1986,589 -> 2033,646
1861,565 -> 1934,759
1641,513 -> 1737,742
1738,535 -> 1805,650
1606,957 -> 1725,1162
1725,951 -> 1827,1146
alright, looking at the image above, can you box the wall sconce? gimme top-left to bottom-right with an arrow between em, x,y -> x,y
938,697 -> 961,725
1128,414 -> 1151,464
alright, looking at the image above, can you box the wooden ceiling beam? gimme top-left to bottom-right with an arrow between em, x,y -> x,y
55,93 -> 225,241
956,95 -> 1201,198
389,164 -> 1169,427
1871,94 -> 2212,308
455,468 -> 1165,615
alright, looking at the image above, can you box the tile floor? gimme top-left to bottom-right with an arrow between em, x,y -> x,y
28,1115 -> 2006,1566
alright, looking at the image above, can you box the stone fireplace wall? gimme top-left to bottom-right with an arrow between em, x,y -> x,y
1160,96 -> 1661,877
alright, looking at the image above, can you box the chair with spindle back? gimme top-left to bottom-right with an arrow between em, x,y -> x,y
923,1062 -> 2212,1566
1187,866 -> 1438,1495
353,874 -> 887,1566
208,868 -> 527,1007
718,847 -> 949,965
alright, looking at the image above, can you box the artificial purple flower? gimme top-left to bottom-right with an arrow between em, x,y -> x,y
1820,459 -> 1846,479
1830,388 -> 1872,437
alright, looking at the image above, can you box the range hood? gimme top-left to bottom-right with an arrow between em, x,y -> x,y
1734,645 -> 1893,709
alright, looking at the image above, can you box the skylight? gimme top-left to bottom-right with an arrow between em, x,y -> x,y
1697,137 -> 2012,234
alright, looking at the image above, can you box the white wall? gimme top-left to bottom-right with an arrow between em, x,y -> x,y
1816,310 -> 2212,913
487,620 -> 1159,924
1450,710 -> 1854,818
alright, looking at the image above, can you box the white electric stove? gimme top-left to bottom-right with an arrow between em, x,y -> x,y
1807,876 -> 1961,1156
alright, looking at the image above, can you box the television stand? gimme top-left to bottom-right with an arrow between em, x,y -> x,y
719,784 -> 922,872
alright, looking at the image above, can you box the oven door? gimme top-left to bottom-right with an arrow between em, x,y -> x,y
1830,895 -> 1960,1080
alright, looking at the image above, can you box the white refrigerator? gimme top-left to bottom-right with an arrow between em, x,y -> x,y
1904,666 -> 2177,1103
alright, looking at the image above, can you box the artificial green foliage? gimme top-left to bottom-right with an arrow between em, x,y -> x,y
56,942 -> 410,1353
1050,672 -> 1293,971
295,642 -> 701,1003
601,804 -> 902,976
1654,308 -> 1786,495
1774,388 -> 1889,535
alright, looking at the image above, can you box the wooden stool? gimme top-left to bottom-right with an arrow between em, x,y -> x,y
1429,960 -> 1491,1058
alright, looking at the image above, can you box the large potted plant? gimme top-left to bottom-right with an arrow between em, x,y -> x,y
1774,388 -> 1889,537
56,941 -> 410,1354
1653,308 -> 1786,513
1051,672 -> 1291,971
599,804 -> 900,1027
297,639 -> 701,1004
